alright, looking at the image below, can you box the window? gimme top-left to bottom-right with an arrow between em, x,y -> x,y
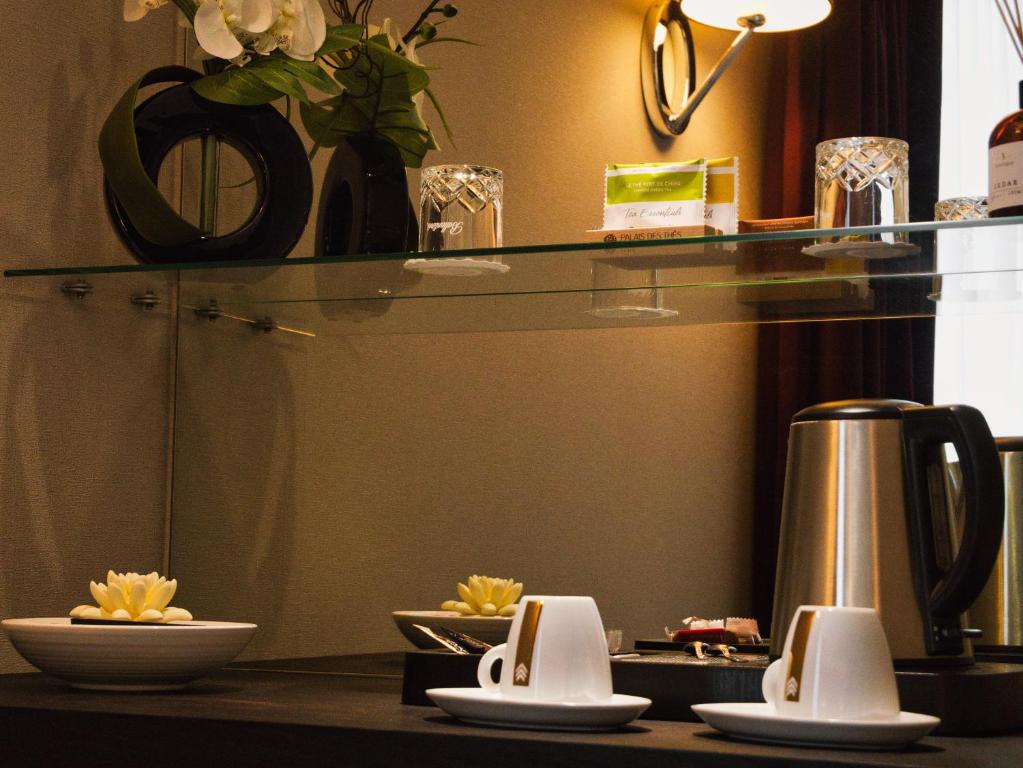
936,0 -> 1023,436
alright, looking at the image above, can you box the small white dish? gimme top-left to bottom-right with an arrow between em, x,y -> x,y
1,617 -> 257,691
403,257 -> 511,276
392,610 -> 512,648
586,306 -> 678,320
691,702 -> 940,750
426,687 -> 651,731
801,241 -> 921,259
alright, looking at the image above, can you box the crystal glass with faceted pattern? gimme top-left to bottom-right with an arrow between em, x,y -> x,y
815,137 -> 909,245
934,197 -> 992,302
419,165 -> 503,251
935,196 -> 988,221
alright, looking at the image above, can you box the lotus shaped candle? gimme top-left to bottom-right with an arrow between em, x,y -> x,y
441,575 -> 522,617
70,571 -> 193,623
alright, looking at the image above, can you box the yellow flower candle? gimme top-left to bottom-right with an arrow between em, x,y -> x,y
70,570 -> 193,623
441,575 -> 522,617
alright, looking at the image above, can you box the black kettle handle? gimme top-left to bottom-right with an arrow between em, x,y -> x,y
902,405 -> 1003,653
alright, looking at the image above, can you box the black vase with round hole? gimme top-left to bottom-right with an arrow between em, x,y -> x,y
104,71 -> 312,264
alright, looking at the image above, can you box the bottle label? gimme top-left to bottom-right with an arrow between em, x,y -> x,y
990,142 -> 1023,211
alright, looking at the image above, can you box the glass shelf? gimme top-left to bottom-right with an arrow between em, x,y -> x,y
6,218 -> 1023,335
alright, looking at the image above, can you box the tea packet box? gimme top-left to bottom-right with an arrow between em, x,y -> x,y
705,156 -> 739,235
600,157 -> 739,235
602,160 -> 708,229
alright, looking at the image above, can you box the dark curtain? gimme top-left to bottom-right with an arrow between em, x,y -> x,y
752,0 -> 944,633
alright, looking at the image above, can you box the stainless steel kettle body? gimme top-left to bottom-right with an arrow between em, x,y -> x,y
770,399 -> 1004,664
970,437 -> 1023,647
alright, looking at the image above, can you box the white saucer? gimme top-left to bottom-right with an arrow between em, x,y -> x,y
692,702 -> 940,750
403,257 -> 511,276
801,241 -> 921,259
586,306 -> 679,320
426,687 -> 651,731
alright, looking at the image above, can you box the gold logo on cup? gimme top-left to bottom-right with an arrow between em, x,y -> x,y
512,600 -> 543,687
784,609 -> 817,702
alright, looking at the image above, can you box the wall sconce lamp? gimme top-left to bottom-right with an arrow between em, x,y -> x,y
642,0 -> 832,136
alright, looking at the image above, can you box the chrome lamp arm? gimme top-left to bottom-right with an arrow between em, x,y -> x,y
642,4 -> 766,137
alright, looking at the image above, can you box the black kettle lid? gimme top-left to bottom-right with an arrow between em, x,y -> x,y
792,398 -> 923,423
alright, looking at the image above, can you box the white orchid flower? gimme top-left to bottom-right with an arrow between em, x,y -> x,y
405,35 -> 425,110
124,0 -> 169,22
269,0 -> 327,61
250,32 -> 281,55
194,0 -> 276,61
70,570 -> 193,623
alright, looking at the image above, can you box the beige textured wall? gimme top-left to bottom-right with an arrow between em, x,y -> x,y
0,5 -> 178,671
170,1 -> 774,657
0,1 -> 776,671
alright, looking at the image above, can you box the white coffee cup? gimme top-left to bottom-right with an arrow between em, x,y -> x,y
476,595 -> 613,702
761,605 -> 899,720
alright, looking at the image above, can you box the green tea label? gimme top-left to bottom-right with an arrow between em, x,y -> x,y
603,161 -> 707,229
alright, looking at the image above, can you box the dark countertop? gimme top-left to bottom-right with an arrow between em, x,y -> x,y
1,658 -> 1022,768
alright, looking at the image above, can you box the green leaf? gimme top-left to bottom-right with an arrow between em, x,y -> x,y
246,60 -> 310,104
300,97 -> 371,149
375,105 -> 415,115
331,62 -> 371,99
192,56 -> 342,105
378,128 -> 437,168
424,87 -> 455,146
332,43 -> 430,135
317,93 -> 350,108
192,67 -> 283,105
376,46 -> 431,95
339,71 -> 416,125
98,67 -> 205,247
299,103 -> 337,147
367,32 -> 394,47
417,37 -> 480,49
308,32 -> 448,167
336,39 -> 430,96
318,24 -> 364,55
374,106 -> 439,168
280,58 -> 342,96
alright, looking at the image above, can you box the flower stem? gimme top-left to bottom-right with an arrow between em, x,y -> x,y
198,134 -> 220,235
402,1 -> 444,45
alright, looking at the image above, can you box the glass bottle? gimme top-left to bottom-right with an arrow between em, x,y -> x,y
989,80 -> 1023,218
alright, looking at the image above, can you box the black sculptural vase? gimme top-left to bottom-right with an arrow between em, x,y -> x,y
104,67 -> 312,264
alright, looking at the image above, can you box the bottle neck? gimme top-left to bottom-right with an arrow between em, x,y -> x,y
1019,79 -> 1022,110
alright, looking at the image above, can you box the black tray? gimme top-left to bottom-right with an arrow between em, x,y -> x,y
402,650 -> 1023,735
634,638 -> 770,653
975,645 -> 1023,664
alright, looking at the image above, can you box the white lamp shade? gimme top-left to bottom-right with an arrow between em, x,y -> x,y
679,0 -> 832,32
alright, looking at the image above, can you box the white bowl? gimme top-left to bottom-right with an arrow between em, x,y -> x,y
1,618 -> 257,691
392,610 -> 513,649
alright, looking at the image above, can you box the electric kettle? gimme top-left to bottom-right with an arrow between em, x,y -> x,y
770,399 -> 1004,664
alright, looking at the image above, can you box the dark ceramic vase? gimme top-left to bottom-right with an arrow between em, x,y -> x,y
315,133 -> 418,257
313,134 -> 421,321
104,70 -> 312,264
